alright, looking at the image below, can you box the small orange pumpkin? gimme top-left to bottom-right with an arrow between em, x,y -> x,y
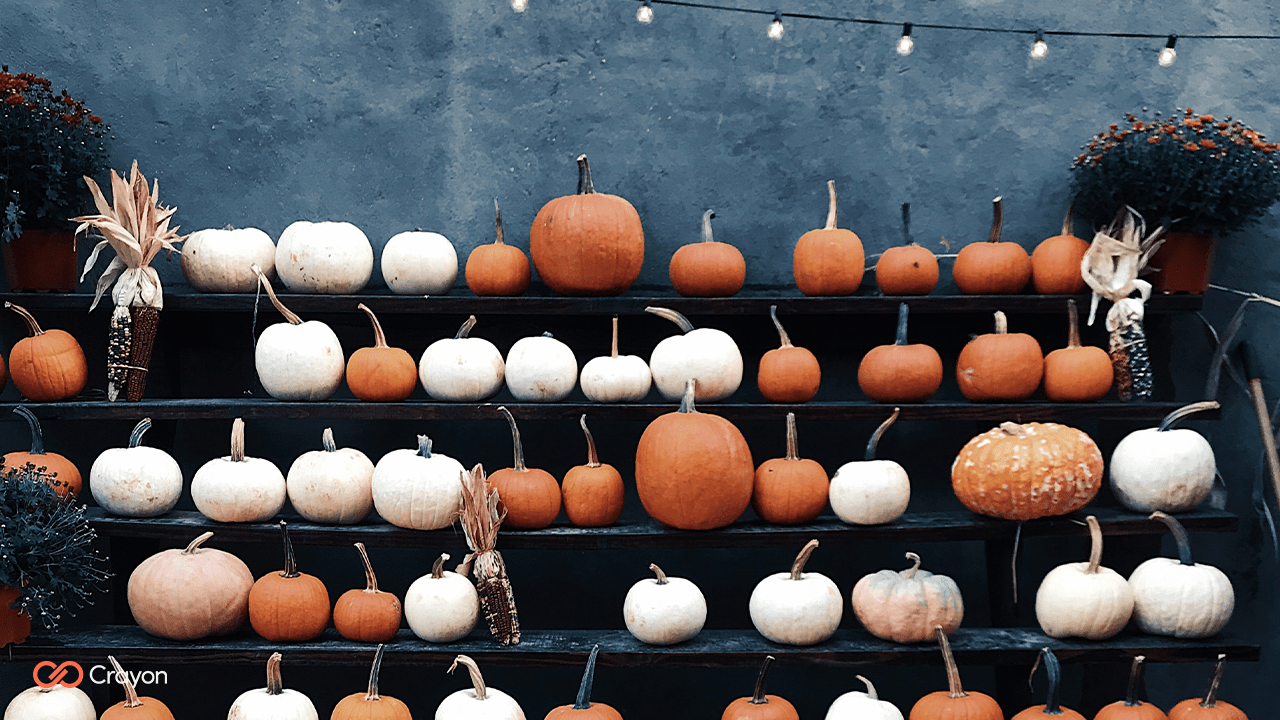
100,655 -> 175,720
1094,656 -> 1169,720
562,415 -> 625,528
757,305 -> 820,403
5,301 -> 87,402
956,310 -> 1044,401
331,645 -> 412,720
953,197 -> 1032,295
347,303 -> 418,402
544,645 -> 622,720
248,520 -> 331,642
722,655 -> 798,720
1043,299 -> 1112,402
752,413 -> 828,525
333,542 -> 403,643
1011,648 -> 1086,720
876,203 -> 939,296
466,199 -> 532,297
1032,204 -> 1091,295
909,627 -> 1004,720
952,422 -> 1103,520
3,406 -> 81,498
489,406 -> 562,530
1168,655 -> 1247,720
858,303 -> 943,403
670,210 -> 745,297
793,181 -> 865,296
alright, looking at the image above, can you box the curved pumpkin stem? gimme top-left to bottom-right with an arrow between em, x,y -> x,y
1085,515 -> 1104,574
993,310 -> 1009,335
579,414 -> 601,468
824,180 -> 838,230
265,652 -> 284,696
1061,200 -> 1074,237
1124,656 -> 1146,707
279,520 -> 300,579
783,413 -> 800,461
573,645 -> 601,710
6,302 -> 45,336
900,202 -> 912,246
12,406 -> 46,456
610,315 -> 620,359
322,428 -> 337,453
229,418 -> 247,462
936,626 -> 967,698
364,644 -> 387,701
183,532 -> 215,554
1201,654 -> 1228,708
252,264 -> 302,325
498,407 -> 528,472
1066,299 -> 1082,349
354,542 -> 380,594
127,417 -> 153,448
455,315 -> 479,339
894,303 -> 910,346
432,553 -> 450,579
417,435 -> 433,458
645,306 -> 696,334
1158,401 -> 1220,431
789,539 -> 819,580
750,655 -> 776,704
449,655 -> 488,701
769,305 -> 793,349
988,196 -> 1004,243
357,304 -> 390,349
702,210 -> 716,243
648,563 -> 668,585
857,675 -> 879,700
1027,647 -> 1064,714
493,199 -> 507,246
865,408 -> 901,461
677,379 -> 699,414
107,656 -> 142,708
903,551 -> 923,580
1150,511 -> 1195,566
576,154 -> 596,194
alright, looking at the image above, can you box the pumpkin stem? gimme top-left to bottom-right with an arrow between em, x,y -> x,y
127,417 -> 153,448
279,520 -> 301,579
901,202 -> 912,246
1150,511 -> 1195,566
1124,656 -> 1146,706
364,644 -> 386,701
857,675 -> 879,701
498,406 -> 528,472
493,198 -> 506,246
449,655 -> 488,701
229,418 -> 246,462
784,412 -> 800,461
1027,648 -> 1065,714
1201,654 -> 1228,708
432,553 -> 450,579
573,645 -> 601,710
455,315 -> 478,339
993,310 -> 1009,335
577,154 -> 596,194
702,209 -> 716,243
865,408 -> 900,461
265,652 -> 284,696
5,302 -> 45,336
789,539 -> 819,580
252,264 -> 302,325
645,306 -> 696,334
610,315 -> 620,358
1157,401 -> 1220,431
358,303 -> 391,349
769,305 -> 793,349
894,303 -> 910,346
824,180 -> 838,230
648,563 -> 668,584
1066,299 -> 1082,349
988,196 -> 1003,243
580,414 -> 602,468
183,531 -> 215,554
903,551 -> 923,580
417,434 -> 433,458
678,378 -> 699,414
321,428 -> 337,453
936,626 -> 968,698
107,655 -> 142,708
750,655 -> 776,704
1084,515 -> 1104,574
12,406 -> 46,456
1061,200 -> 1074,237
355,542 -> 380,594
999,421 -> 1031,437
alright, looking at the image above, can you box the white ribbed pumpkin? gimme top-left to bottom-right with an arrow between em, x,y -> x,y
371,435 -> 466,530
89,417 -> 183,518
227,653 -> 318,720
1035,515 -> 1134,640
1110,401 -> 1218,513
252,266 -> 344,401
825,676 -> 905,720
623,563 -> 707,646
581,316 -> 652,403
3,685 -> 96,720
381,230 -> 458,294
749,540 -> 842,646
181,226 -> 276,292
1128,511 -> 1234,638
190,418 -> 287,523
405,552 -> 480,643
829,409 -> 910,525
286,427 -> 374,524
505,332 -> 578,402
275,220 -> 373,294
646,306 -> 742,402
437,656 -> 525,720
419,315 -> 506,402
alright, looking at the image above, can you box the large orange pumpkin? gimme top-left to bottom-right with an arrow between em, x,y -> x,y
346,304 -> 417,402
466,199 -> 532,297
1168,655 -> 1247,720
635,378 -> 754,530
1043,299 -> 1112,402
5,302 -> 87,402
331,645 -> 413,720
909,627 -> 1004,720
100,656 -> 175,720
952,422 -> 1103,520
722,656 -> 798,720
1094,656 -> 1169,720
544,645 -> 623,720
876,203 -> 939,296
953,197 -> 1032,295
670,210 -> 746,297
956,311 -> 1044,401
4,406 -> 81,498
333,542 -> 402,643
757,305 -> 820,403
1011,648 -> 1086,720
858,303 -> 943,403
248,521 -> 331,642
793,181 -> 865,296
1032,204 -> 1091,295
562,415 -> 625,528
489,406 -> 562,530
752,413 -> 828,525
530,154 -> 644,296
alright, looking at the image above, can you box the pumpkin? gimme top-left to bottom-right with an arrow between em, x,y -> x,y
580,316 -> 652,403
623,562 -> 706,645
228,653 -> 319,720
670,209 -> 745,297
530,154 -> 645,296
405,552 -> 480,643
1035,514 -> 1134,640
127,531 -> 253,640
89,417 -> 182,517
951,421 -> 1103,520
1012,648 -> 1085,720
505,332 -> 579,402
5,302 -> 87,402
829,409 -> 910,525
347,304 -> 418,402
382,230 -> 458,295
1031,204 -> 1090,295
1094,656 -> 1169,720
544,645 -> 622,720
276,220 -> 373,294
249,520 -> 332,642
1128,512 -> 1234,638
825,675 -> 905,720
562,415 -> 625,527
793,180 -> 865,296
0,352 -> 6,393
437,655 -> 526,720
851,551 -> 963,643
334,542 -> 403,643
722,656 -> 799,720
635,379 -> 754,530
100,655 -> 174,720
752,412 -> 829,525
4,405 -> 81,498
286,427 -> 375,525
180,226 -> 276,292
646,306 -> 743,402
252,266 -> 345,401
858,303 -> 943,403
419,315 -> 506,402
875,203 -> 938,296
370,434 -> 465,531
1110,401 -> 1218,513
1044,298 -> 1113,401
956,310 -> 1044,401
332,645 -> 412,720
191,417 -> 287,523
757,305 -> 821,403
466,199 -> 531,297
3,685 -> 95,720
749,539 -> 843,645
952,196 -> 1032,295
489,407 -> 562,530
909,627 -> 1004,720
1168,655 -> 1246,720
0,585 -> 28,647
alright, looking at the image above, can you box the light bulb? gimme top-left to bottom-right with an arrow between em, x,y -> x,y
1030,30 -> 1047,58
897,23 -> 914,55
511,0 -> 527,12
636,1 -> 653,23
1159,35 -> 1178,66
767,12 -> 784,40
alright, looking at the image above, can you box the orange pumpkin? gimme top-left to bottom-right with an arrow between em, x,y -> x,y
858,303 -> 943,403
722,656 -> 798,720
1043,299 -> 1112,402
248,520 -> 331,642
1011,648 -> 1086,720
489,406 -> 562,529
1095,656 -> 1169,720
953,197 -> 1032,295
1032,204 -> 1091,295
752,413 -> 828,525
5,301 -> 87,402
100,656 -> 175,720
956,310 -> 1044,401
562,415 -> 625,528
544,645 -> 622,720
793,181 -> 865,296
332,645 -> 412,720
670,210 -> 745,297
0,585 -> 30,647
635,378 -> 754,530
4,406 -> 81,498
530,154 -> 645,296
466,199 -> 532,297
333,542 -> 403,643
346,304 -> 418,402
757,305 -> 820,403
952,422 -> 1103,520
876,203 -> 939,296
909,627 -> 1004,720
1168,655 -> 1248,720
0,351 -> 7,393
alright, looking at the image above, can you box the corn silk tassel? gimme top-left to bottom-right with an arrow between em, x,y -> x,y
456,463 -> 520,645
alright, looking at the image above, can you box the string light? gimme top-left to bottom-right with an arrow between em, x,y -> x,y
1030,29 -> 1047,58
767,11 -> 784,40
896,23 -> 914,55
511,0 -> 528,11
636,0 -> 654,23
1159,35 -> 1178,66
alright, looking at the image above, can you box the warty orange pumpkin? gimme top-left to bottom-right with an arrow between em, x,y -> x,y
953,196 -> 1032,295
466,199 -> 531,297
4,405 -> 81,498
909,627 -> 1004,720
333,542 -> 402,643
752,412 -> 828,525
1168,655 -> 1247,720
951,421 -> 1103,520
1043,299 -> 1112,402
721,656 -> 799,720
793,180 -> 865,296
346,304 -> 417,402
757,305 -> 821,403
331,645 -> 412,720
248,520 -> 331,642
1032,204 -> 1091,295
1094,656 -> 1169,720
670,209 -> 746,297
876,203 -> 939,296
100,656 -> 175,720
858,303 -> 943,403
562,415 -> 625,528
956,310 -> 1044,401
489,406 -> 562,530
544,645 -> 622,720
5,301 -> 87,402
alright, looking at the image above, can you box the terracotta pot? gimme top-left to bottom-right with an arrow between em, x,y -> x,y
1149,231 -> 1215,294
0,585 -> 31,646
3,230 -> 78,292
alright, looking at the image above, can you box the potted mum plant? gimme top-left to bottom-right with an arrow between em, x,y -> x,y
1071,108 -> 1280,293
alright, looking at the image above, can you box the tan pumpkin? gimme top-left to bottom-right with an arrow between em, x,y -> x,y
752,412 -> 829,525
670,209 -> 746,297
793,180 -> 864,296
466,199 -> 531,297
1043,299 -> 1113,401
852,552 -> 963,643
1031,204 -> 1090,295
952,422 -> 1103,520
127,532 -> 253,640
956,311 -> 1044,401
757,306 -> 821,403
952,196 -> 1032,295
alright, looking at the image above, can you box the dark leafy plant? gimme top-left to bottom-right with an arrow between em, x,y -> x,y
1070,107 -> 1280,235
0,66 -> 109,241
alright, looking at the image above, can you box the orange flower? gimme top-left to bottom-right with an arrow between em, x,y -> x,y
1200,139 -> 1217,149
4,94 -> 23,105
1185,107 -> 1195,114
1148,136 -> 1161,144
89,115 -> 102,124
1133,121 -> 1146,131
1218,122 -> 1230,129
1164,124 -> 1178,134
1201,114 -> 1215,122
1183,142 -> 1199,152
1109,123 -> 1119,131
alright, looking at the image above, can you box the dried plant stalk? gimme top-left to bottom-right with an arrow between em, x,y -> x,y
456,463 -> 520,645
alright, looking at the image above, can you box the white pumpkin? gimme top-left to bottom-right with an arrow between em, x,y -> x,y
623,563 -> 707,645
405,552 -> 480,643
748,539 -> 843,646
253,265 -> 345,401
437,655 -> 526,720
825,675 -> 905,720
371,435 -> 466,530
419,315 -> 506,402
646,306 -> 743,402
89,417 -> 183,518
3,685 -> 95,720
581,316 -> 652,403
181,226 -> 277,293
829,409 -> 910,525
275,220 -> 373,294
191,418 -> 287,523
505,332 -> 578,402
851,552 -> 963,644
228,653 -> 319,720
1129,511 -> 1234,638
1035,514 -> 1134,640
286,427 -> 374,524
381,230 -> 458,295
1110,401 -> 1218,513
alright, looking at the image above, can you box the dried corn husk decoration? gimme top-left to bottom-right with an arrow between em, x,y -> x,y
73,161 -> 184,402
456,463 -> 520,645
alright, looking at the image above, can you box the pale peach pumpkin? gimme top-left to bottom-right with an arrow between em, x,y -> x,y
852,552 -> 963,643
